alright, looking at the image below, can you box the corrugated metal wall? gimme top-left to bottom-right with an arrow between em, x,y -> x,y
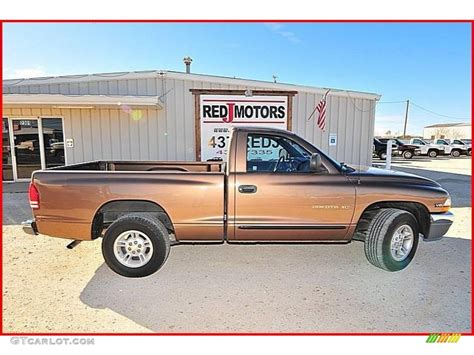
3,74 -> 376,166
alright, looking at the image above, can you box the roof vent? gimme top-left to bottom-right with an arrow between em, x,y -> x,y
183,56 -> 193,74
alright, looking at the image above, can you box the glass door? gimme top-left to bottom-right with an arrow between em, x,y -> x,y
11,118 -> 43,180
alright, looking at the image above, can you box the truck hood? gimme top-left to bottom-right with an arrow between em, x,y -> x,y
346,166 -> 440,187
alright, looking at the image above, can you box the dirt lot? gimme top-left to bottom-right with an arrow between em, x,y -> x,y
2,156 -> 471,333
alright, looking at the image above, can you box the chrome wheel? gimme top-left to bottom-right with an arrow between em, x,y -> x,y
390,224 -> 414,261
113,230 -> 154,268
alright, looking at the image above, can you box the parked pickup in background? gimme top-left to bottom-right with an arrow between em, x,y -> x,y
378,138 -> 421,159
460,139 -> 472,155
373,138 -> 398,160
432,139 -> 468,157
409,138 -> 445,158
23,127 -> 454,277
441,139 -> 471,157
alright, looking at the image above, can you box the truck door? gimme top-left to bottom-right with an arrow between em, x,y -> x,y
230,131 -> 356,241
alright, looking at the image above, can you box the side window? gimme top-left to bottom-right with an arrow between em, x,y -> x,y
246,134 -> 325,173
413,139 -> 424,145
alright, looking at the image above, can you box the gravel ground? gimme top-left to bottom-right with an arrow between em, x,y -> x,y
2,157 -> 471,333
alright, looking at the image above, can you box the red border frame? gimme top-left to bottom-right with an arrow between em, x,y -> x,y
0,19 -> 472,337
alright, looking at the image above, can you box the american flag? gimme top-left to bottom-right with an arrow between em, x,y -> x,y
315,97 -> 327,131
307,90 -> 330,131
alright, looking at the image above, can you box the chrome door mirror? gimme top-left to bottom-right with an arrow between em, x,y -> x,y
310,153 -> 322,172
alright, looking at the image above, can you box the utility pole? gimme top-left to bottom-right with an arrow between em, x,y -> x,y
403,99 -> 410,138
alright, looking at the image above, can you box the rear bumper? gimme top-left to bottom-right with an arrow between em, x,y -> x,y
424,212 -> 454,241
21,219 -> 38,236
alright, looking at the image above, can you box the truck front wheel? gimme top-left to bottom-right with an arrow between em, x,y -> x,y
450,149 -> 461,158
102,214 -> 171,277
364,208 -> 419,272
428,149 -> 438,158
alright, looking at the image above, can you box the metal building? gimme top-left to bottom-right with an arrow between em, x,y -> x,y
423,122 -> 471,140
2,69 -> 380,182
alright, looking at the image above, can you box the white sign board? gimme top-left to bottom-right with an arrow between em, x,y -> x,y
329,133 -> 337,146
199,95 -> 288,161
66,138 -> 74,148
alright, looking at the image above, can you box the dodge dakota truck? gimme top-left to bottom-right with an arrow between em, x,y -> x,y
23,127 -> 454,277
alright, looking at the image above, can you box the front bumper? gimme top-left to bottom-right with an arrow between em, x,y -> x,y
424,211 -> 454,241
21,219 -> 38,236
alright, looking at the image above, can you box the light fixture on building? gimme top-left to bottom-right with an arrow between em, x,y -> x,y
244,89 -> 253,97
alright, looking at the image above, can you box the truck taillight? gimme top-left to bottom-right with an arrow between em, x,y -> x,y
29,183 -> 40,209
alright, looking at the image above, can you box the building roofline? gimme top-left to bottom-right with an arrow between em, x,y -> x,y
424,122 -> 471,128
3,69 -> 381,101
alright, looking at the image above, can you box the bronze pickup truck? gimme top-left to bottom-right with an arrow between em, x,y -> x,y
23,127 -> 454,277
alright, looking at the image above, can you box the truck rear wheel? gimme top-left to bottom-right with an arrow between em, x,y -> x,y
364,208 -> 419,272
403,150 -> 413,159
102,214 -> 171,277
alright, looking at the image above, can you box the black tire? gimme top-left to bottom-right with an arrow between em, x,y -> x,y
403,150 -> 413,159
102,214 -> 171,278
428,149 -> 438,158
364,208 -> 419,272
468,149 -> 471,156
378,151 -> 387,160
450,149 -> 461,158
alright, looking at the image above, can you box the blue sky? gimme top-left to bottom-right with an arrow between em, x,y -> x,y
3,22 -> 471,135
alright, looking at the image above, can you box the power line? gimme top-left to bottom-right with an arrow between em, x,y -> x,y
410,101 -> 470,120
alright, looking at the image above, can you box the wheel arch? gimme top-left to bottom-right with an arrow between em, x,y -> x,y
353,201 -> 430,241
91,199 -> 174,239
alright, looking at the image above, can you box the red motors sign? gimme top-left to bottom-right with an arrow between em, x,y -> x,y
201,96 -> 287,124
199,95 -> 288,161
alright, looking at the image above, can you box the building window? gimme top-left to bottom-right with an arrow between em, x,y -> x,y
2,118 -> 13,181
42,118 -> 65,168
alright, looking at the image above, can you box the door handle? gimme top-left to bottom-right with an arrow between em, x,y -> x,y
238,185 -> 257,194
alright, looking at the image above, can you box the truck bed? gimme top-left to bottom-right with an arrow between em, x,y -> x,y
32,160 -> 225,242
49,160 -> 224,173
